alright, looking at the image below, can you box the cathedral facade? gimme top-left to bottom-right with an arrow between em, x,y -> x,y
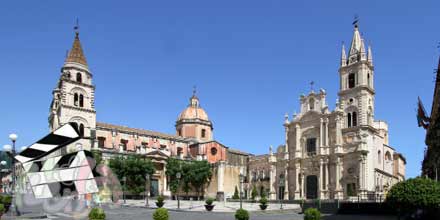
46,23 -> 405,201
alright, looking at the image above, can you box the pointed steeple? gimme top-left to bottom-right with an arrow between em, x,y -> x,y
65,23 -> 88,67
348,24 -> 362,57
360,38 -> 367,61
341,42 -> 347,67
367,44 -> 373,65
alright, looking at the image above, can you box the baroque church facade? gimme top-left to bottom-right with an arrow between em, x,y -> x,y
46,23 -> 405,201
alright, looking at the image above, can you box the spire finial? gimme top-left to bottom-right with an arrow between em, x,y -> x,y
352,14 -> 359,28
310,81 -> 315,91
192,85 -> 197,97
74,18 -> 80,37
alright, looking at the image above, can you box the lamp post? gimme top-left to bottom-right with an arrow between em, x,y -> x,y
145,174 -> 150,207
239,173 -> 244,209
122,176 -> 127,204
4,133 -> 21,216
279,175 -> 285,210
176,172 -> 181,209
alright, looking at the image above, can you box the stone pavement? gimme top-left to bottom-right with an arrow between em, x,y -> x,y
122,199 -> 300,212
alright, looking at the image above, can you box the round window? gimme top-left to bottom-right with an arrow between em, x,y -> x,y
211,147 -> 217,156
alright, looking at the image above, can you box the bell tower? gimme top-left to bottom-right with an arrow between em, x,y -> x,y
338,21 -> 375,128
48,24 -> 96,139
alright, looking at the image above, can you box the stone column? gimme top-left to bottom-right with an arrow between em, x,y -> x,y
319,158 -> 324,198
295,124 -> 301,158
325,159 -> 329,191
295,163 -> 301,199
359,153 -> 367,198
300,172 -> 305,199
163,166 -> 171,196
325,118 -> 329,146
335,156 -> 343,199
217,161 -> 225,201
269,163 -> 277,200
335,115 -> 343,154
284,166 -> 289,200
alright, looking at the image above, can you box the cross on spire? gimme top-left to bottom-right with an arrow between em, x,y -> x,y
74,18 -> 80,36
192,85 -> 197,96
352,14 -> 359,28
310,81 -> 315,91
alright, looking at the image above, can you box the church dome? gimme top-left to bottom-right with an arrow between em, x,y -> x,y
177,94 -> 210,121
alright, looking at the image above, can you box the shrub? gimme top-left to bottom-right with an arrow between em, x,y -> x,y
304,208 -> 321,220
153,208 -> 169,220
88,207 -> 106,220
156,195 -> 165,208
232,186 -> 240,199
1,195 -> 11,204
0,204 -> 4,213
386,177 -> 440,215
259,196 -> 268,210
205,197 -> 215,205
235,208 -> 249,220
251,186 -> 257,201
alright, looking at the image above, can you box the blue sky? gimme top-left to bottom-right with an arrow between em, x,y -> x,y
0,0 -> 439,178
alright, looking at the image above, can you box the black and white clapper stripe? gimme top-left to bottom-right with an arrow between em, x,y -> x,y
15,123 -> 81,163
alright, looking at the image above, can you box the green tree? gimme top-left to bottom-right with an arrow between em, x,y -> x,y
91,150 -> 103,165
386,177 -> 440,217
232,186 -> 240,199
189,160 -> 212,200
251,185 -> 258,201
108,155 -> 155,194
165,158 -> 181,194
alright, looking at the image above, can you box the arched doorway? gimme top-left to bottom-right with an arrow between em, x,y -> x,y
306,175 -> 318,199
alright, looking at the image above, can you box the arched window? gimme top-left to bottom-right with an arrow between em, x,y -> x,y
347,113 -> 352,127
378,150 -> 381,164
74,93 -> 79,106
352,112 -> 357,126
201,129 -> 206,138
309,98 -> 315,110
79,124 -> 85,137
385,151 -> 391,161
79,94 -> 84,107
76,73 -> 82,83
71,122 -> 79,132
348,73 -> 356,88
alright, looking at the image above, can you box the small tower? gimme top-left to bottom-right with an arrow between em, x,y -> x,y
48,23 -> 96,138
175,88 -> 213,142
338,21 -> 375,127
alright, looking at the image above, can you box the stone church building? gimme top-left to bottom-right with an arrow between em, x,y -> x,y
45,22 -> 405,201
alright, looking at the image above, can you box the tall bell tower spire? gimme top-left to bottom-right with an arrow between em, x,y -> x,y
49,22 -> 96,144
338,19 -> 375,127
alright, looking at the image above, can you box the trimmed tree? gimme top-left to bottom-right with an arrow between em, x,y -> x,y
251,185 -> 258,201
232,186 -> 240,199
386,177 -> 440,218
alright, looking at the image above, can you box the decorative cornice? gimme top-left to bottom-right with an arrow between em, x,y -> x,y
61,104 -> 96,113
338,85 -> 375,96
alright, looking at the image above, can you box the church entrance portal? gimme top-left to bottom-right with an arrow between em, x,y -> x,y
306,175 -> 318,199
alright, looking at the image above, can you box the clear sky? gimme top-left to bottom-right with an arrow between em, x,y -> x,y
0,0 -> 439,178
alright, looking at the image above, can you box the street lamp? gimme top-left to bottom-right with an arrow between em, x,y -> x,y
279,175 -> 285,210
4,133 -> 21,216
176,172 -> 181,209
122,176 -> 127,204
239,173 -> 244,209
145,174 -> 150,207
